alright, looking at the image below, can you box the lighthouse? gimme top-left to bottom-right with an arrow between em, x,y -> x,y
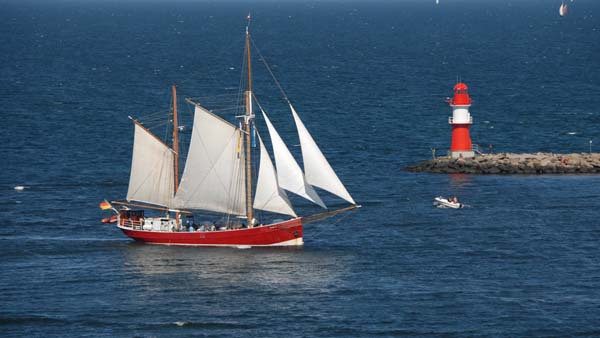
448,82 -> 474,158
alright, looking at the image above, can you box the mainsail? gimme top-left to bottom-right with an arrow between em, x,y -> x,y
261,109 -> 326,208
173,106 -> 246,215
253,134 -> 297,217
289,104 -> 356,205
126,123 -> 175,207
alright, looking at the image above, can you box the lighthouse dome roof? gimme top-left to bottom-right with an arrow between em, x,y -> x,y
454,83 -> 468,91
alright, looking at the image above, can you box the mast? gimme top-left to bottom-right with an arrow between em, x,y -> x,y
172,84 -> 180,226
245,15 -> 254,226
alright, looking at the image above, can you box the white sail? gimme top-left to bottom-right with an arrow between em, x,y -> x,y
253,134 -> 297,217
261,110 -> 326,208
559,3 -> 567,16
173,106 -> 246,215
126,123 -> 175,207
289,104 -> 356,205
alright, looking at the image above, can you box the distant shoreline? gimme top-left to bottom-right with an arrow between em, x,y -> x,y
405,153 -> 600,174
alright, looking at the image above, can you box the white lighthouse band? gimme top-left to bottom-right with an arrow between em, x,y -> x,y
448,105 -> 473,125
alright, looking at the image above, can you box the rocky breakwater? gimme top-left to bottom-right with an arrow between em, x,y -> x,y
406,153 -> 600,174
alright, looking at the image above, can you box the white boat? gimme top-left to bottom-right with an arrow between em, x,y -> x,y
433,196 -> 463,209
559,3 -> 568,17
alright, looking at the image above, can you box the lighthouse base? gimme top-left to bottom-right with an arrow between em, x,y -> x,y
450,150 -> 475,159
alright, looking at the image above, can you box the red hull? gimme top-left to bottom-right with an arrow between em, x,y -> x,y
118,218 -> 303,247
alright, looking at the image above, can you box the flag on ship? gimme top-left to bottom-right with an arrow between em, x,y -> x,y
99,200 -> 112,210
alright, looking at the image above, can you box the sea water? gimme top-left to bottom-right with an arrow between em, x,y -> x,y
1,0 -> 600,336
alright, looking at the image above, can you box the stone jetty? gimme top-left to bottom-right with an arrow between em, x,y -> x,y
406,153 -> 600,174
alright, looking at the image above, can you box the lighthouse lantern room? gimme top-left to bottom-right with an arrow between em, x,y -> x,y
448,82 -> 474,159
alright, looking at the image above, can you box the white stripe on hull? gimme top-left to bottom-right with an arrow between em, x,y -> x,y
139,237 -> 304,248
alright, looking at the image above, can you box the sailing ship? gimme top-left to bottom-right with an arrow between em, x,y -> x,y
100,18 -> 359,247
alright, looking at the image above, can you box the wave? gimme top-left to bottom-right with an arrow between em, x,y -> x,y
0,315 -> 256,330
167,321 -> 256,329
0,235 -> 126,242
0,315 -> 67,326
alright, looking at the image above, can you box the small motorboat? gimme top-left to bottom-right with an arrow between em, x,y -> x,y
433,196 -> 463,209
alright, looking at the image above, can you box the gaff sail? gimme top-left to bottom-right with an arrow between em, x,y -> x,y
126,123 -> 175,207
173,106 -> 246,216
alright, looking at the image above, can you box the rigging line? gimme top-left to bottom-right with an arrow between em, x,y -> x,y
237,40 -> 248,109
208,100 -> 247,106
252,94 -> 268,119
166,88 -> 175,149
138,111 -> 170,121
225,137 -> 244,221
187,97 -> 243,104
250,36 -> 291,104
139,107 -> 171,116
210,105 -> 246,112
163,98 -> 172,147
307,207 -> 356,238
143,121 -> 171,134
141,116 -> 170,125
138,112 -> 171,122
189,92 -> 241,98
234,36 -> 249,223
145,120 -> 170,126
184,98 -> 196,124
232,146 -> 247,225
224,149 -> 235,226
134,120 -> 169,132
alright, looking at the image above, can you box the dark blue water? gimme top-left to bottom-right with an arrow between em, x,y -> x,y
2,0 -> 600,336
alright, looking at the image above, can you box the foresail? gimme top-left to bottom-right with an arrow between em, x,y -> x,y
289,104 -> 356,204
126,123 -> 175,207
261,110 -> 326,208
253,134 -> 297,217
173,106 -> 246,215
